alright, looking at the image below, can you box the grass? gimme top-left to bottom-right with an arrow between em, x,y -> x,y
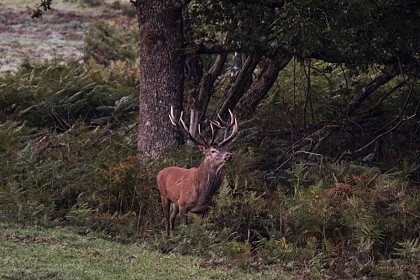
0,0 -> 135,73
0,0 -> 132,13
0,223 -> 292,280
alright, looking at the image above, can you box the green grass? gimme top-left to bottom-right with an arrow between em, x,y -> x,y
0,223 -> 291,280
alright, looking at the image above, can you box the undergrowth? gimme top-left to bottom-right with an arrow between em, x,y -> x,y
0,20 -> 419,279
2,114 -> 418,278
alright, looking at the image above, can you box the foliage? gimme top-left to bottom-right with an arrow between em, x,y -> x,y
394,238 -> 420,261
2,109 -> 418,277
31,0 -> 52,18
285,0 -> 420,74
149,141 -> 419,276
253,60 -> 420,168
2,93 -> 419,280
83,20 -> 139,65
187,0 -> 420,76
3,5 -> 420,277
3,70 -> 416,275
0,59 -> 138,129
188,0 -> 273,52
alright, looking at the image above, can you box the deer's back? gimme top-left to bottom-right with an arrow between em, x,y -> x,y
157,166 -> 197,201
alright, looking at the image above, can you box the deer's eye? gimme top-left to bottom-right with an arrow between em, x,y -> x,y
211,149 -> 217,154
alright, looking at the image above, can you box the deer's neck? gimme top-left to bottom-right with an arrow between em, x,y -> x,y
194,159 -> 223,200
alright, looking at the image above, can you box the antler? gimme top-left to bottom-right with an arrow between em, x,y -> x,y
170,106 -> 208,147
170,106 -> 238,147
211,109 -> 238,147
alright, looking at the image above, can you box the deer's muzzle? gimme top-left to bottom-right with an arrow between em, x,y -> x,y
224,152 -> 232,161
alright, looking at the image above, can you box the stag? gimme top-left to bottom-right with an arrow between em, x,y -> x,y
157,106 -> 238,235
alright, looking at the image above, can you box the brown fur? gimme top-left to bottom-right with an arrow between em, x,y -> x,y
157,146 -> 231,235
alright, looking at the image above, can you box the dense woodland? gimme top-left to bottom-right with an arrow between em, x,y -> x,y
1,0 -> 419,278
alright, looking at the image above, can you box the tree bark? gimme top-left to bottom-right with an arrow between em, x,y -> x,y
236,53 -> 292,120
188,54 -> 228,137
217,55 -> 260,118
185,54 -> 204,138
346,73 -> 396,116
136,1 -> 185,159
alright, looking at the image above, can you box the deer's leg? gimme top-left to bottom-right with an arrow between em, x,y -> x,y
179,205 -> 189,225
169,204 -> 179,232
198,212 -> 205,225
162,198 -> 171,236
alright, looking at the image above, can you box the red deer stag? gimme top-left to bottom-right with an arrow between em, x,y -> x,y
157,106 -> 238,235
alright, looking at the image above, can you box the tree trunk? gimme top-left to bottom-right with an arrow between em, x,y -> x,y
136,1 -> 185,159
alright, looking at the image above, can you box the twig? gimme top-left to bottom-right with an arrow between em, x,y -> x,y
353,114 -> 416,154
369,80 -> 407,112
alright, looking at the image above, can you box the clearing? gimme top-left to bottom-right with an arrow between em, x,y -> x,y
0,0 -> 132,73
0,223 -> 290,279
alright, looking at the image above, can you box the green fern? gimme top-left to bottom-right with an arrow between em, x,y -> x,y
344,195 -> 384,253
394,238 -> 420,261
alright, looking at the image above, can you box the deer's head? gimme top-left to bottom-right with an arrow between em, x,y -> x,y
169,106 -> 238,168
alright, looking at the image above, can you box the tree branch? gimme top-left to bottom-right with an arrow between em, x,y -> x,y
353,114 -> 415,154
217,55 -> 260,118
236,52 -> 292,120
368,79 -> 408,113
186,43 -> 244,55
346,73 -> 396,116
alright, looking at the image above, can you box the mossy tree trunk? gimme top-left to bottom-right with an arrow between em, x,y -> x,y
136,1 -> 185,159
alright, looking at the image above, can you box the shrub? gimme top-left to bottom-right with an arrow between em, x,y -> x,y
83,21 -> 139,65
0,121 -> 138,223
0,60 -> 138,129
